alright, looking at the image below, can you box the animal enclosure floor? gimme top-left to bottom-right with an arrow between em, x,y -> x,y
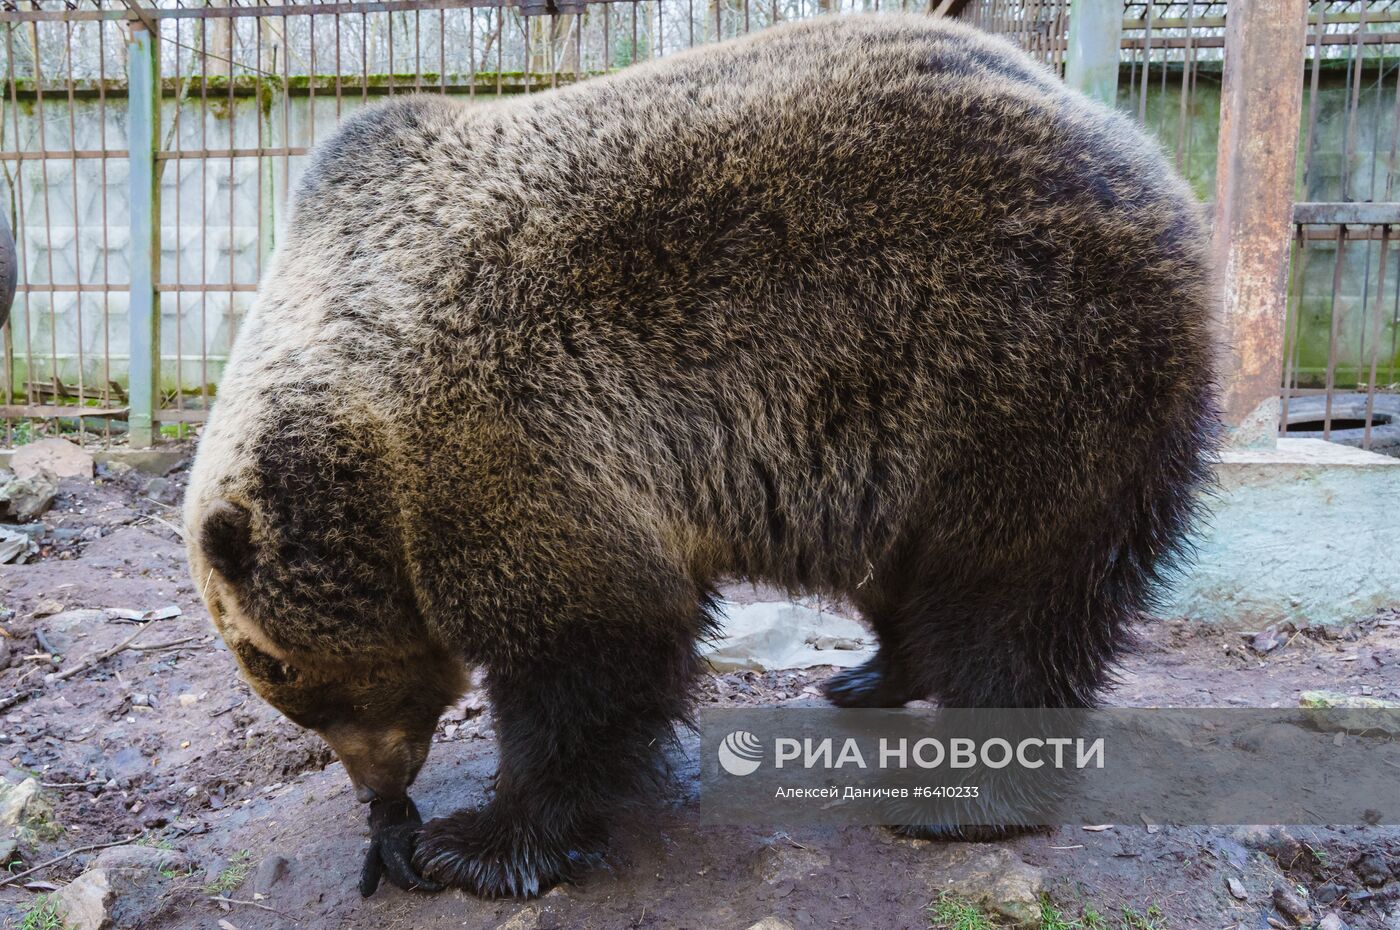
2,459 -> 1399,929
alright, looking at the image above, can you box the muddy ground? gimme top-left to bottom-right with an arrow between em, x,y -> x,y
2,452 -> 1399,930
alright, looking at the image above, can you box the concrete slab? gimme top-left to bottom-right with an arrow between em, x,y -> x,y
0,446 -> 187,475
1164,438 -> 1400,626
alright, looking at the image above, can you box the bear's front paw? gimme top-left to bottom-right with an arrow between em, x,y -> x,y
413,806 -> 605,898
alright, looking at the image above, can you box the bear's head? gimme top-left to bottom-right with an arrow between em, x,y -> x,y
185,392 -> 469,803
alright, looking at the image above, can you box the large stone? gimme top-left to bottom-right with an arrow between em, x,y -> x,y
0,468 -> 57,522
52,869 -> 112,930
918,843 -> 1045,926
11,438 -> 93,480
0,778 -> 59,843
0,777 -> 44,827
51,845 -> 191,930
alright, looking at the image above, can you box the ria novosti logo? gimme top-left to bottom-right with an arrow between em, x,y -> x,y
717,730 -> 764,776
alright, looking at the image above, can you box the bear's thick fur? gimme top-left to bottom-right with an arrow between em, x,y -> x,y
185,13 -> 1219,898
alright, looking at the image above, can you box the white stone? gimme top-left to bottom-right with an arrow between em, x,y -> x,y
702,601 -> 875,672
11,438 -> 94,480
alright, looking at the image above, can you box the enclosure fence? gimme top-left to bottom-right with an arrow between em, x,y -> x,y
1,0 -> 1397,452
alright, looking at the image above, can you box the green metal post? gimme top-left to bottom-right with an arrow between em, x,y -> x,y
1065,0 -> 1123,108
127,22 -> 160,448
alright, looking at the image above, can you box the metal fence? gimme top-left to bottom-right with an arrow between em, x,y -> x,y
1,0 -> 1398,452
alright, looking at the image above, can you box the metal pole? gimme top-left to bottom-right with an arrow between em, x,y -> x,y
127,21 -> 160,448
1065,0 -> 1122,107
0,210 -> 15,330
1211,0 -> 1307,447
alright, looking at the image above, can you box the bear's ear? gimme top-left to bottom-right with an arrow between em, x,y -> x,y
201,500 -> 255,584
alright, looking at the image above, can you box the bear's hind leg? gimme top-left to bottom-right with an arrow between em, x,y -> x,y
887,563 -> 1133,841
822,583 -> 927,708
414,579 -> 712,898
821,642 -> 923,708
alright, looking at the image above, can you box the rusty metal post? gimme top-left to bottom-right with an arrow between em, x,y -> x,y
1211,0 -> 1307,448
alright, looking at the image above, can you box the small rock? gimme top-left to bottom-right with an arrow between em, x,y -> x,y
1233,826 -> 1304,867
0,837 -> 17,864
1249,623 -> 1294,654
253,854 -> 290,894
0,468 -> 58,522
93,844 -> 190,873
1353,851 -> 1391,887
142,476 -> 179,505
178,693 -> 200,707
98,460 -> 133,478
1273,886 -> 1312,925
1315,883 -> 1347,905
1320,913 -> 1351,930
12,438 -> 94,480
32,598 -> 64,618
1227,877 -> 1248,900
750,837 -> 831,884
747,920 -> 796,930
917,844 -> 1044,926
494,907 -> 539,930
38,609 -> 107,657
0,526 -> 37,564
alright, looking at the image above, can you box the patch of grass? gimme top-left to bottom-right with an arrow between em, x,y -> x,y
203,849 -> 253,895
1039,896 -> 1081,930
1119,904 -> 1166,930
929,893 -> 998,930
1080,907 -> 1108,930
18,895 -> 65,930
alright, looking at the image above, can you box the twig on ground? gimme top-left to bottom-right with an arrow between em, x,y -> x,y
128,635 -> 204,652
0,623 -> 159,712
50,622 -> 155,683
208,896 -> 294,917
40,780 -> 106,789
136,514 -> 187,540
0,832 -> 146,888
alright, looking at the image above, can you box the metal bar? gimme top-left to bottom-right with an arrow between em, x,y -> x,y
1293,202 -> 1400,225
1211,0 -> 1307,444
1064,0 -> 1122,107
0,404 -> 129,418
0,0 -> 1367,26
1322,225 -> 1346,439
1363,226 -> 1390,448
126,21 -> 160,448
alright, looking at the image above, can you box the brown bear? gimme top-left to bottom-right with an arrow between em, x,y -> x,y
184,12 -> 1219,899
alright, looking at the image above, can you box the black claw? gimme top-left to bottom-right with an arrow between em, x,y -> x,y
359,796 -> 444,897
359,841 -> 384,898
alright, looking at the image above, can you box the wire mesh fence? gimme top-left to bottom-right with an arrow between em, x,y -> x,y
1,0 -> 1397,452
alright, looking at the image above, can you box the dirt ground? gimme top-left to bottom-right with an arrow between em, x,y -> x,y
2,453 -> 1400,930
